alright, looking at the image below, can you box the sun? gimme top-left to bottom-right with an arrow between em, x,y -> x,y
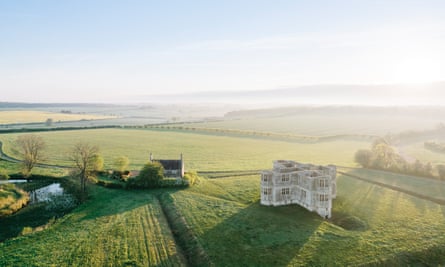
388,43 -> 444,84
391,58 -> 442,84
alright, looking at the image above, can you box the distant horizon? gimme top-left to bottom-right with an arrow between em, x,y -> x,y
1,1 -> 444,103
1,81 -> 444,107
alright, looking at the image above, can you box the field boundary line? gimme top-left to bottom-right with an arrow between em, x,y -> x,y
339,171 -> 445,205
157,193 -> 214,267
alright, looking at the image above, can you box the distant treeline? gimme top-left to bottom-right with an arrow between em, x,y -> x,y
424,141 -> 445,153
355,138 -> 445,180
0,125 -> 120,134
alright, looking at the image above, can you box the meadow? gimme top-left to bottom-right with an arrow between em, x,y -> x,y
184,112 -> 445,136
0,128 -> 369,170
0,186 -> 186,267
167,174 -> 445,266
1,112 -> 445,265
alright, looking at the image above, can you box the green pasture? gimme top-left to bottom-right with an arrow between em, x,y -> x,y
0,128 -> 369,170
0,186 -> 186,267
184,113 -> 444,136
0,160 -> 68,178
1,165 -> 445,265
341,168 -> 445,202
169,174 -> 445,266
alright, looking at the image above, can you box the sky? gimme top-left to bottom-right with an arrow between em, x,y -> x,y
0,0 -> 444,103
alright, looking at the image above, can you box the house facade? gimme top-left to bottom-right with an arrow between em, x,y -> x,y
261,160 -> 336,218
150,153 -> 185,178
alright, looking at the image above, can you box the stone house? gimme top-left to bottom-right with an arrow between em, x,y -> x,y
261,160 -> 336,218
150,153 -> 185,178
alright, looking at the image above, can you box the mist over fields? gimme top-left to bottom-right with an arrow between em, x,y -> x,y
130,81 -> 445,106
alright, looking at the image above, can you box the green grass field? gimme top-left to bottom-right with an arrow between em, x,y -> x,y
1,127 -> 445,265
167,174 -> 445,266
0,128 -> 369,170
341,168 -> 445,202
0,186 -> 186,267
183,113 -> 444,136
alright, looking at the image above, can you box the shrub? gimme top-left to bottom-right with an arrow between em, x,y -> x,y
183,171 -> 199,186
127,162 -> 165,189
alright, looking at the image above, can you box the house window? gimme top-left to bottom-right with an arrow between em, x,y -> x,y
263,188 -> 271,195
282,188 -> 290,195
319,179 -> 328,188
319,194 -> 328,201
262,175 -> 269,182
301,190 -> 306,200
281,174 -> 289,182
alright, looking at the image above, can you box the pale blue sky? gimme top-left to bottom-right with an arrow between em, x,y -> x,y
1,0 -> 444,102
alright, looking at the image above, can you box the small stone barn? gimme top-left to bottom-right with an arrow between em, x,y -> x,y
150,153 -> 185,178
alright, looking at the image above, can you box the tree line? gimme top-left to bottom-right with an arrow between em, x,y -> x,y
355,138 -> 445,180
3,134 -> 192,202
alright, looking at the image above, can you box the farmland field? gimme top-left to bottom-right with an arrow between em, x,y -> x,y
0,186 -> 186,267
183,113 -> 445,136
1,118 -> 445,265
0,110 -> 116,124
0,128 -> 369,170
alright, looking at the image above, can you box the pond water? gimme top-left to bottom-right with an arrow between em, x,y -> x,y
0,179 -> 29,184
30,183 -> 77,210
30,183 -> 65,204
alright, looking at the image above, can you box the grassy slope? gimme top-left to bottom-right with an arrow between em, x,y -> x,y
169,175 -> 445,266
0,184 -> 29,217
0,128 -> 368,169
0,186 -> 186,267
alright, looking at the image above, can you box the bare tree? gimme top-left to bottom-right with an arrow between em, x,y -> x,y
69,142 -> 101,196
16,134 -> 45,178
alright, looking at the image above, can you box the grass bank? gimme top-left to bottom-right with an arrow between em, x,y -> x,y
0,183 -> 29,217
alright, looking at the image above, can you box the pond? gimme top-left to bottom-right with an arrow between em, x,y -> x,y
0,179 -> 29,184
29,183 -> 77,210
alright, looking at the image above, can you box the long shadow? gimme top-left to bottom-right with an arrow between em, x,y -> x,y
197,201 -> 324,266
77,186 -> 183,222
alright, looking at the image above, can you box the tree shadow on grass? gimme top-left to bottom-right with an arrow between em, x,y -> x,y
77,186 -> 184,222
0,203 -> 65,242
198,200 -> 324,266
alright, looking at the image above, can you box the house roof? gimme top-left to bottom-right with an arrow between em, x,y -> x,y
155,160 -> 182,170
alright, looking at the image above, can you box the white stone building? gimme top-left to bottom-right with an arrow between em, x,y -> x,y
261,160 -> 336,218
